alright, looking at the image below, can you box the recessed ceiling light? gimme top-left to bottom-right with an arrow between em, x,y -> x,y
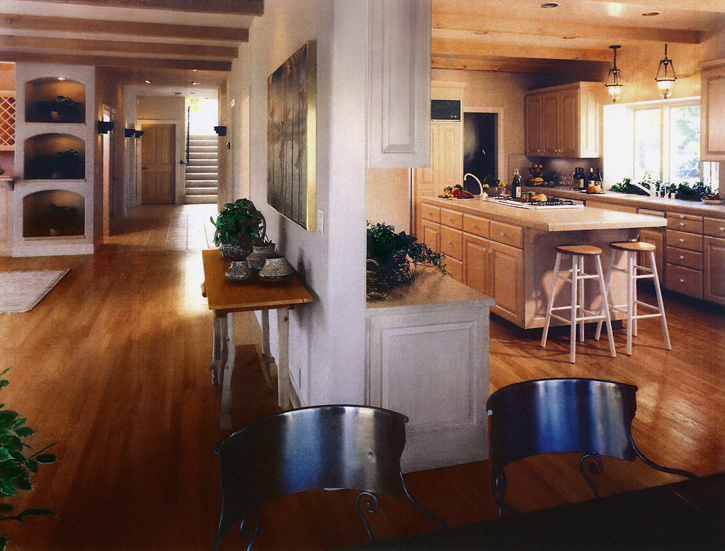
473,31 -> 488,35
539,2 -> 559,8
562,36 -> 578,40
145,80 -> 152,84
57,77 -> 66,81
642,11 -> 660,16
190,82 -> 198,86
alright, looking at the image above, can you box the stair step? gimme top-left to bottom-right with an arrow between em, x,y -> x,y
185,195 -> 218,204
186,186 -> 218,195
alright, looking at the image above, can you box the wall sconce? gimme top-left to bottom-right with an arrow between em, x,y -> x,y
214,125 -> 227,136
97,121 -> 114,134
655,44 -> 677,99
134,130 -> 144,138
124,128 -> 136,138
604,45 -> 623,103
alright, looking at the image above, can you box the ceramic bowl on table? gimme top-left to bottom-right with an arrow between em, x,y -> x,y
258,256 -> 295,283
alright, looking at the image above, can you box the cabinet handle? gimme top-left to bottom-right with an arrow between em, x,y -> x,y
720,227 -> 724,232
680,238 -> 684,243
680,255 -> 684,260
680,222 -> 685,226
679,279 -> 685,283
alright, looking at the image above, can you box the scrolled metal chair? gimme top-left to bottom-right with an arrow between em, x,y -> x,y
212,405 -> 445,550
486,378 -> 696,517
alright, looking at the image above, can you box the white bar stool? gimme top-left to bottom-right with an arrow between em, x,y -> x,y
595,241 -> 671,356
541,245 -> 616,364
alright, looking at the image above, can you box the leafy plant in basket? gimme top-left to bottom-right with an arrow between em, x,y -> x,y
366,222 -> 446,299
210,199 -> 267,259
0,368 -> 57,551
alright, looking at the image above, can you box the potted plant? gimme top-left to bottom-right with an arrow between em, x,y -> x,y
210,199 -> 267,260
45,203 -> 80,236
0,368 -> 57,551
366,222 -> 446,299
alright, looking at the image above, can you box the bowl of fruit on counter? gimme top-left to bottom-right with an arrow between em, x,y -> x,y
440,184 -> 474,199
703,193 -> 724,205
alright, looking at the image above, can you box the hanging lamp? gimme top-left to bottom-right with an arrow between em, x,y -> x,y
655,44 -> 676,99
605,45 -> 623,103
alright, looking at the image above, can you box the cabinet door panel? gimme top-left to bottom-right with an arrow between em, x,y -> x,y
421,220 -> 441,254
440,225 -> 463,261
540,92 -> 559,157
559,89 -> 579,158
704,236 -> 725,306
464,234 -> 492,297
491,241 -> 523,324
525,94 -> 542,156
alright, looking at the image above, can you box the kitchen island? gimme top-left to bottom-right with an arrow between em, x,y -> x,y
421,196 -> 667,329
366,267 -> 494,472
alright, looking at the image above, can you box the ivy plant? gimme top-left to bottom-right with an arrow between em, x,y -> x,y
0,368 -> 57,551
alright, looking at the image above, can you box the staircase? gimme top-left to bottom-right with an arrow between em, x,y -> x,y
184,135 -> 218,204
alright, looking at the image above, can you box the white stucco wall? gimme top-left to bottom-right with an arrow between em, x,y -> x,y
228,0 -> 369,406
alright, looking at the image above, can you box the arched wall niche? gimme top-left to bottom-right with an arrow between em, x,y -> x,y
22,189 -> 85,238
23,133 -> 85,180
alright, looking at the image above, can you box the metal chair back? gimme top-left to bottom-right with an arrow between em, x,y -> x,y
213,405 -> 443,550
486,378 -> 695,516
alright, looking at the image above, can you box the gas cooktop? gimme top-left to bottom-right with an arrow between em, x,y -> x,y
489,197 -> 584,210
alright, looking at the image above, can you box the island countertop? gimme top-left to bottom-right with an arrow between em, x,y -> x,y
422,196 -> 667,232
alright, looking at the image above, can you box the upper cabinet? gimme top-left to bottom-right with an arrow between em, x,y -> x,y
525,82 -> 601,159
700,59 -> 725,162
367,0 -> 431,169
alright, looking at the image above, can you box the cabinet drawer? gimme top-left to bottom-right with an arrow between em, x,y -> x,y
666,229 -> 703,252
490,221 -> 523,248
704,217 -> 725,238
666,263 -> 703,299
421,204 -> 440,223
463,214 -> 490,238
440,225 -> 463,260
666,213 -> 703,233
440,208 -> 464,229
666,246 -> 703,270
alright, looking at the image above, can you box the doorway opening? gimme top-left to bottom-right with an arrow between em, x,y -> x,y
463,112 -> 498,193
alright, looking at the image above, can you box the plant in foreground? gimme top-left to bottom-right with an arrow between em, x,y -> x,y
0,368 -> 57,551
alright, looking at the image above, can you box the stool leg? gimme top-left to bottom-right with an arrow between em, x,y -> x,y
595,254 -> 616,358
595,248 -> 616,341
541,252 -> 562,348
649,250 -> 671,350
570,255 -> 579,364
578,255 -> 586,343
632,251 -> 639,338
625,250 -> 635,355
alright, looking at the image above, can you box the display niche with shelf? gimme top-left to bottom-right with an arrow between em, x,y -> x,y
23,189 -> 85,238
25,77 -> 85,124
23,133 -> 85,180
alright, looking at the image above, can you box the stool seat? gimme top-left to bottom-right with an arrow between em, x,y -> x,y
556,245 -> 603,256
610,241 -> 656,253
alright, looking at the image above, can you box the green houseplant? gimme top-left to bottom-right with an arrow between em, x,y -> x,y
210,199 -> 267,260
366,222 -> 446,299
0,368 -> 57,551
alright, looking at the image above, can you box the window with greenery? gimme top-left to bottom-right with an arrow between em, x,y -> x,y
603,97 -> 718,190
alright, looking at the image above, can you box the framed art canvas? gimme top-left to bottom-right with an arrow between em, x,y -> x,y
267,41 -> 317,231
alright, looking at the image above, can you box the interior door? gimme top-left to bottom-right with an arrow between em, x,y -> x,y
141,124 -> 175,204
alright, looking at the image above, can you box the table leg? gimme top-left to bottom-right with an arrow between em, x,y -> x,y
210,312 -> 235,430
277,308 -> 291,409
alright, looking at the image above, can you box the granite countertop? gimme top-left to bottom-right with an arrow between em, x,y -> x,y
423,196 -> 667,232
366,266 -> 494,310
522,186 -> 725,219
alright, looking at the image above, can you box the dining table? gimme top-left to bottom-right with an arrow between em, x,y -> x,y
340,472 -> 725,550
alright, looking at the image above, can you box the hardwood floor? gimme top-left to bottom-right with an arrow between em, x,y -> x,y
0,204 -> 722,550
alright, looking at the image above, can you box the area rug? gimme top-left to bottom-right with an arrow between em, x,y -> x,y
0,269 -> 69,313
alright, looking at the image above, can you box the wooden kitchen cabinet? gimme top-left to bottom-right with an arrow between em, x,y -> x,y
464,233 -> 493,297
421,218 -> 441,254
638,228 -> 665,285
665,213 -> 704,299
700,58 -> 725,162
490,240 -> 523,326
525,82 -> 601,158
704,216 -> 725,306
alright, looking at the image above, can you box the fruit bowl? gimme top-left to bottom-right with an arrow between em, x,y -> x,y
703,198 -> 725,205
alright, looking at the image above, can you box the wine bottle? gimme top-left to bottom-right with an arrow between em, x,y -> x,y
511,169 -> 521,198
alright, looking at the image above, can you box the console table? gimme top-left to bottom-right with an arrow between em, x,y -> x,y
201,249 -> 313,428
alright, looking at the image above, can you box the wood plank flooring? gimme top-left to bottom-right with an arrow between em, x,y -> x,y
0,204 -> 722,551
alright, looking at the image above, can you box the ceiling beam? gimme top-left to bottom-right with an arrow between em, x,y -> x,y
0,14 -> 248,42
0,35 -> 238,59
0,51 -> 232,71
432,54 -> 583,74
433,14 -> 704,44
587,0 -> 725,14
432,38 -> 612,62
13,0 -> 264,15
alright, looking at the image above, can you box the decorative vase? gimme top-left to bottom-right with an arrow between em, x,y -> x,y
220,240 -> 252,260
366,259 -> 390,300
258,255 -> 294,282
225,260 -> 253,283
246,243 -> 277,270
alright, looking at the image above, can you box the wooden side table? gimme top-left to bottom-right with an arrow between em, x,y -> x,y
201,249 -> 313,428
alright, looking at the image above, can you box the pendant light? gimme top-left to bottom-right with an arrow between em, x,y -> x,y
605,45 -> 623,103
655,44 -> 677,99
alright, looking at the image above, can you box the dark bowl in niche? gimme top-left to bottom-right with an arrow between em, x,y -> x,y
25,150 -> 85,180
28,96 -> 85,124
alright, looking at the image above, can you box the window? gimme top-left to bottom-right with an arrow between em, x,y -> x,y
603,97 -> 718,189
